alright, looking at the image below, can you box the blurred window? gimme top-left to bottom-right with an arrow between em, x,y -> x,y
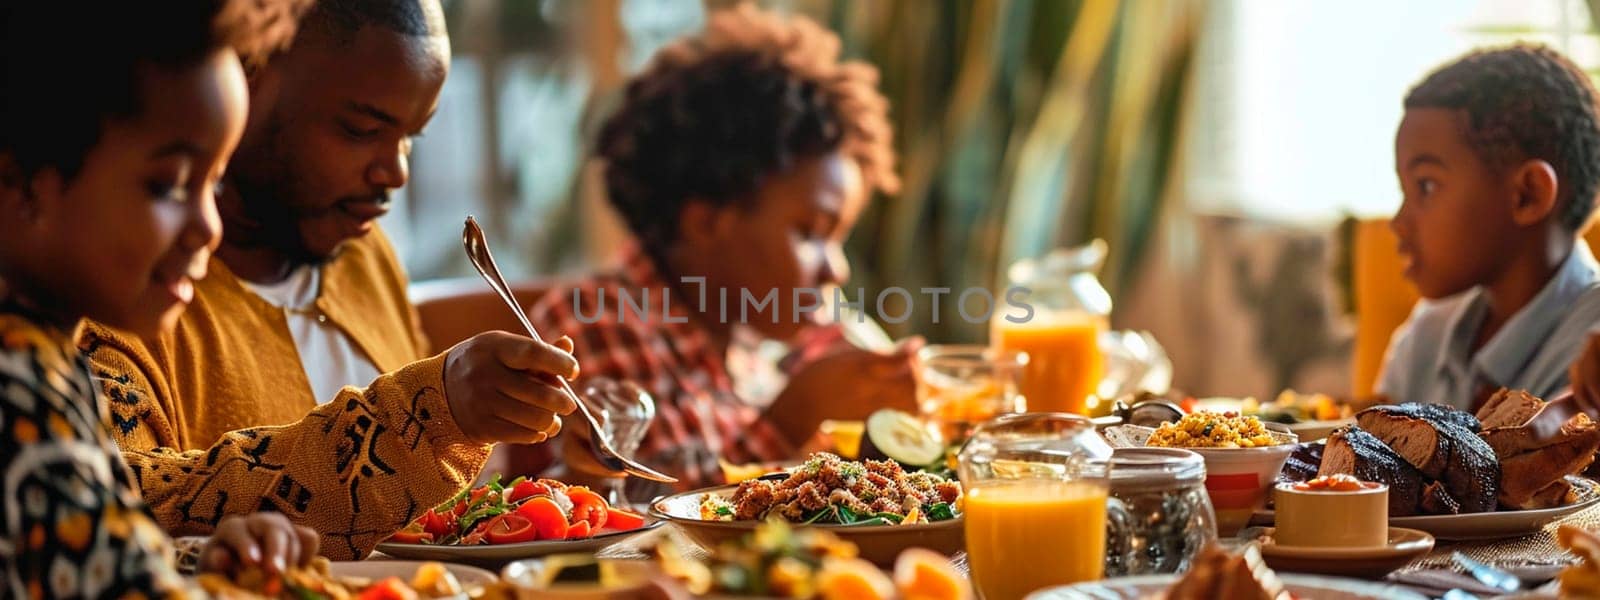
1187,0 -> 1600,223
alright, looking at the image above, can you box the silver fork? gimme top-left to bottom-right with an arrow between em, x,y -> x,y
1452,552 -> 1521,593
462,216 -> 677,483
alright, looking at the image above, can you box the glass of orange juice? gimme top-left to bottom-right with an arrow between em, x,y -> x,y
915,345 -> 1027,442
957,413 -> 1130,600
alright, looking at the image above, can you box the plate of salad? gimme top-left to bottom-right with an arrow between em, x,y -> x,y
376,476 -> 660,563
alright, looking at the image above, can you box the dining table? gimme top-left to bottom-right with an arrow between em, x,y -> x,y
350,422 -> 1600,600
354,487 -> 1600,600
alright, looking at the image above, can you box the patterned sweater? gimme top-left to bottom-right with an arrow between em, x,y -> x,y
0,310 -> 193,598
79,229 -> 493,560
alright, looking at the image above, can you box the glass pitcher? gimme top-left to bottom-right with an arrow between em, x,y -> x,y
993,240 -> 1113,416
957,413 -> 1131,599
1095,330 -> 1174,410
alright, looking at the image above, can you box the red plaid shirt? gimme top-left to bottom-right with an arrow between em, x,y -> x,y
527,244 -> 795,490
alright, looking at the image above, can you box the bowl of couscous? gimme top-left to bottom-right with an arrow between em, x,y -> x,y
1104,412 -> 1298,535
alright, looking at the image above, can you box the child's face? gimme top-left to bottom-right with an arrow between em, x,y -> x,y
4,49 -> 246,336
684,151 -> 868,341
1392,108 -> 1520,299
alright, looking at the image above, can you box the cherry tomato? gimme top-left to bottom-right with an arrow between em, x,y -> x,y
485,514 -> 540,544
567,520 -> 592,539
386,524 -> 434,545
420,508 -> 453,538
514,496 -> 569,540
604,507 -> 647,532
357,577 -> 417,600
566,487 -> 609,530
505,480 -> 552,504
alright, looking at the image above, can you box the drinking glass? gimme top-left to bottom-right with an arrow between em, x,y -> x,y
957,413 -> 1131,600
581,377 -> 656,506
916,345 -> 1027,442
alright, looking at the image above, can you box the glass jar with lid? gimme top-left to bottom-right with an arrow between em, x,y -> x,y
1105,447 -> 1218,576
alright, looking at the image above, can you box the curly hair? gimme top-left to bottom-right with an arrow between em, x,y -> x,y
0,0 -> 308,183
596,3 -> 899,253
1406,43 -> 1600,232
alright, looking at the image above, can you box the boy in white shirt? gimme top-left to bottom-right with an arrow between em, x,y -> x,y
1379,44 -> 1600,411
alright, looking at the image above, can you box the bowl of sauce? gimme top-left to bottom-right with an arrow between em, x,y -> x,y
1274,474 -> 1388,548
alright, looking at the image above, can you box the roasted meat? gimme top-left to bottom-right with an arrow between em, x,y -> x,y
1356,404 -> 1499,513
1493,415 -> 1600,510
1476,389 -> 1544,429
1473,394 -> 1600,511
1420,481 -> 1463,515
1516,478 -> 1578,510
1481,413 -> 1600,459
1480,424 -> 1540,459
1277,442 -> 1324,484
1410,402 -> 1482,433
1356,405 -> 1452,477
1320,426 -> 1426,516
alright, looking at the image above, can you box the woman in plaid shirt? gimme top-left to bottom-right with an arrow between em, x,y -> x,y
526,4 -> 920,493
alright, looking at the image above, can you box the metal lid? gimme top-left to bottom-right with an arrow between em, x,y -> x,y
1109,447 -> 1206,491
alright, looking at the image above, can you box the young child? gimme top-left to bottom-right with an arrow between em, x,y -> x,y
1379,43 -> 1600,411
526,4 -> 918,492
0,2 -> 319,595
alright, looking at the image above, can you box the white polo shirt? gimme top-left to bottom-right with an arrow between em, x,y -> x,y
1378,241 -> 1600,409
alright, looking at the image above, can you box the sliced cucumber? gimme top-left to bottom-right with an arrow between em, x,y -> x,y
860,409 -> 945,467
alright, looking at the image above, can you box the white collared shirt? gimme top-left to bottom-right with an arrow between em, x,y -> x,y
1378,241 -> 1600,409
240,266 -> 382,404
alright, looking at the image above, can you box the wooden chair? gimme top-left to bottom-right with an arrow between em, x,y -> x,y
409,277 -> 553,355
1351,219 -> 1418,399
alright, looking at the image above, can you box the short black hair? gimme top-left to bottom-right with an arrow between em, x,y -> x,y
1406,43 -> 1600,232
0,0 -> 308,183
299,0 -> 444,45
596,4 -> 899,254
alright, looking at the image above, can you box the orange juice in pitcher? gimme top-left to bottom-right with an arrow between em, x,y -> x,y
995,313 -> 1106,415
995,240 -> 1113,416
